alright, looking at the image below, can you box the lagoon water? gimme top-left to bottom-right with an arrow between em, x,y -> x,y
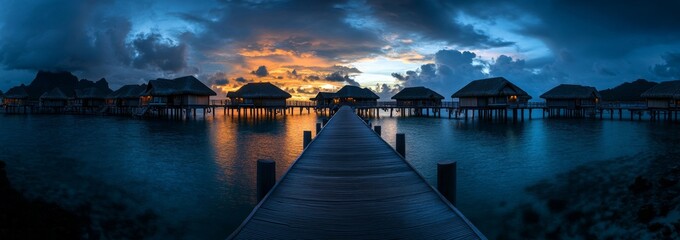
1,110 -> 678,238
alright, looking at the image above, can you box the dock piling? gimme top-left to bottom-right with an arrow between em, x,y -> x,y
322,118 -> 328,127
437,161 -> 457,205
303,131 -> 312,149
374,125 -> 381,136
256,159 -> 276,202
316,123 -> 321,136
396,133 -> 405,157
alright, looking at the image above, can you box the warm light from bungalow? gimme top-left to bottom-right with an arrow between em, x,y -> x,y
509,95 -> 517,102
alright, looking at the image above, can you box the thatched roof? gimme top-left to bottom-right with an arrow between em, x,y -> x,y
391,87 -> 444,100
540,84 -> 601,100
40,88 -> 69,100
228,82 -> 291,99
451,77 -> 531,99
4,86 -> 29,99
146,76 -> 217,96
75,87 -> 110,99
335,85 -> 379,99
640,80 -> 680,99
310,92 -> 336,101
109,84 -> 147,99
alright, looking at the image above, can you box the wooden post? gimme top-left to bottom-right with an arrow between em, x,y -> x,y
316,123 -> 321,136
396,133 -> 405,157
374,125 -> 381,136
322,118 -> 328,127
437,161 -> 457,205
256,159 -> 276,202
303,131 -> 312,149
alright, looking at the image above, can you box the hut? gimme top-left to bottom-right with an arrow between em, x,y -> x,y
310,92 -> 337,107
144,76 -> 217,106
39,88 -> 69,107
3,85 -> 29,107
333,85 -> 379,106
227,82 -> 291,107
640,80 -> 680,109
452,77 -> 531,108
108,84 -> 147,107
540,84 -> 601,108
73,87 -> 110,108
391,86 -> 444,107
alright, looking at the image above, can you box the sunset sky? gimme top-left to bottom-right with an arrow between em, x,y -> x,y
1,0 -> 679,99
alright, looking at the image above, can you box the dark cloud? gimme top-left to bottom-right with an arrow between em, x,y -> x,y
250,66 -> 269,77
325,71 -> 360,86
373,83 -> 403,99
366,0 -> 513,48
131,33 -> 187,72
234,77 -> 249,83
653,53 -> 680,79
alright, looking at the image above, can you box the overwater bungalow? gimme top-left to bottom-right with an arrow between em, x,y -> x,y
310,92 -> 337,107
227,82 -> 291,107
540,84 -> 601,118
3,85 -> 29,107
640,80 -> 680,109
73,87 -> 110,108
391,86 -> 444,107
108,84 -> 147,107
144,76 -> 216,106
334,85 -> 379,106
452,77 -> 531,108
39,88 -> 69,109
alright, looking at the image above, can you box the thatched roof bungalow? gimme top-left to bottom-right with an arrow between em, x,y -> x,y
334,85 -> 379,106
391,87 -> 444,107
74,87 -> 110,107
109,84 -> 147,107
144,76 -> 217,106
39,88 -> 69,107
227,82 -> 291,107
3,85 -> 29,106
540,84 -> 601,109
640,80 -> 680,109
452,77 -> 531,108
310,92 -> 337,107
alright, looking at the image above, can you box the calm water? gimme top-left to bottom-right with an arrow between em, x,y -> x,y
1,109 -> 678,238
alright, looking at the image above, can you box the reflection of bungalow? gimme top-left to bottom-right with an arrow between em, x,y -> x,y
641,80 -> 680,109
452,77 -> 531,108
334,85 -> 379,106
74,87 -> 110,107
541,84 -> 600,109
3,85 -> 29,107
40,88 -> 69,108
144,76 -> 217,106
108,84 -> 147,107
227,82 -> 291,107
391,86 -> 444,107
310,92 -> 336,107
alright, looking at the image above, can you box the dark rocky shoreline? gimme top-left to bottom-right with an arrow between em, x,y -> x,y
498,152 -> 680,239
0,161 -> 159,239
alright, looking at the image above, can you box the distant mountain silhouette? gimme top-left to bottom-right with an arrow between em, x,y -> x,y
23,71 -> 111,98
599,79 -> 658,102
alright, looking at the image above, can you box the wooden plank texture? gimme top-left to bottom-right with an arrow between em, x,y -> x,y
229,106 -> 486,239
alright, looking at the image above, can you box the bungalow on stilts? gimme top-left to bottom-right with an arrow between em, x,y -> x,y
640,80 -> 680,121
451,77 -> 532,121
391,86 -> 444,117
540,84 -> 601,118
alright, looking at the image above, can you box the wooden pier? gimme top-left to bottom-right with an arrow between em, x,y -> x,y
228,106 -> 485,239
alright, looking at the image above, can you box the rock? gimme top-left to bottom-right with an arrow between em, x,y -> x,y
547,199 -> 568,213
659,203 -> 672,217
659,177 -> 677,188
638,204 -> 656,223
629,176 -> 652,194
662,225 -> 672,237
648,222 -> 662,232
522,208 -> 540,224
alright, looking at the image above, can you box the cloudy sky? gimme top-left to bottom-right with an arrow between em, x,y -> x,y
1,0 -> 679,99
